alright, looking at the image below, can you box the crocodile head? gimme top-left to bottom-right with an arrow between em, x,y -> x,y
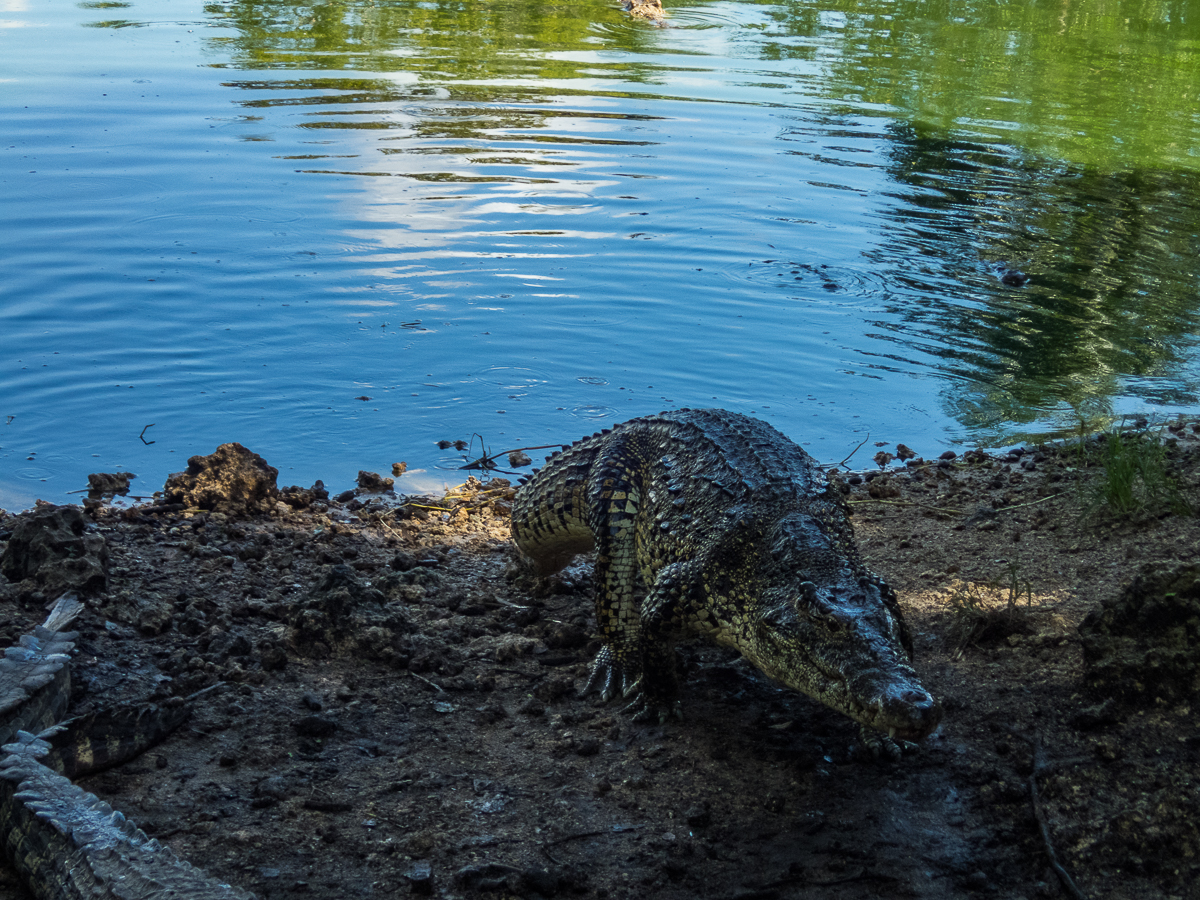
748,577 -> 942,742
742,512 -> 942,742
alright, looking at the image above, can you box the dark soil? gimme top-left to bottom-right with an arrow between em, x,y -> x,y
1,425 -> 1199,900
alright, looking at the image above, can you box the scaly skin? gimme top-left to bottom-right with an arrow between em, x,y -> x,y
622,0 -> 665,21
0,601 -> 254,900
511,409 -> 942,743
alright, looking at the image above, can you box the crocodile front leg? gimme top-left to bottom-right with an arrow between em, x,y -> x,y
582,454 -> 645,702
623,561 -> 697,722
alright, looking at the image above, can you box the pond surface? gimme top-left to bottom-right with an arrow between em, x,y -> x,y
4,0 -> 1200,508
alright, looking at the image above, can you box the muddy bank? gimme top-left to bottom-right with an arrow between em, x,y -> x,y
1,429 -> 1198,900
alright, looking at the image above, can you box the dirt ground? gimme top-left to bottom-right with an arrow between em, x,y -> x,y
1,423 -> 1198,900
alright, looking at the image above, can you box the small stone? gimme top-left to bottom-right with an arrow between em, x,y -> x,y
405,860 -> 433,895
895,443 -> 917,460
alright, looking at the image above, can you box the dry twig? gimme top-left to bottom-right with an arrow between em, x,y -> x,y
1006,728 -> 1089,900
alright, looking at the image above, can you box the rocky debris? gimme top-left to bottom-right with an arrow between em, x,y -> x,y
506,450 -> 532,468
87,472 -> 135,498
868,475 -> 900,499
0,504 -> 108,595
1078,563 -> 1200,707
280,480 -> 329,510
102,589 -> 175,635
287,563 -> 415,664
391,462 -> 407,477
356,471 -> 394,494
163,443 -> 278,514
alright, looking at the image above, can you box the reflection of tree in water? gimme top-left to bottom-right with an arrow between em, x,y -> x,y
204,0 -> 667,82
868,120 -> 1200,438
203,0 -> 673,170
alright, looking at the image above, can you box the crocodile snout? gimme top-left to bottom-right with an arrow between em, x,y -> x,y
880,684 -> 942,742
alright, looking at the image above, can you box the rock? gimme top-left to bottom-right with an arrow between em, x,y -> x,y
895,443 -> 917,461
356,471 -> 394,493
1078,564 -> 1200,707
280,481 -> 329,509
391,462 -> 408,477
86,471 -> 135,498
507,450 -> 532,467
163,443 -> 279,514
495,635 -> 538,662
867,477 -> 900,500
0,504 -> 108,595
405,860 -> 433,895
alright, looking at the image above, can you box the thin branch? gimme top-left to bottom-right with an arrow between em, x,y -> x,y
1006,728 -> 1089,900
831,433 -> 870,470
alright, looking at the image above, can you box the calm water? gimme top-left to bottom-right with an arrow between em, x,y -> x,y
3,0 -> 1199,509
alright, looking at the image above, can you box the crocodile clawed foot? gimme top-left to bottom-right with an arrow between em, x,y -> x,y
623,693 -> 683,724
853,726 -> 915,763
582,646 -> 640,702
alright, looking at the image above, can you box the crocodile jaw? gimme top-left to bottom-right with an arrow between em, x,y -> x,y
754,652 -> 942,742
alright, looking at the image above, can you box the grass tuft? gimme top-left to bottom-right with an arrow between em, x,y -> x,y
945,563 -> 1034,658
1085,428 -> 1190,518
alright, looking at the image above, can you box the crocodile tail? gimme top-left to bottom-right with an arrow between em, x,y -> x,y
0,730 -> 256,900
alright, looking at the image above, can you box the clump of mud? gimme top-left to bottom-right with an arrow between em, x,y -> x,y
286,563 -> 417,665
0,504 -> 108,595
87,472 -> 135,499
163,442 -> 279,514
1078,563 -> 1200,706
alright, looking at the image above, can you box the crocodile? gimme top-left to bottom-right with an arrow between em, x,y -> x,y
622,0 -> 665,22
511,408 -> 942,743
0,598 -> 253,900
